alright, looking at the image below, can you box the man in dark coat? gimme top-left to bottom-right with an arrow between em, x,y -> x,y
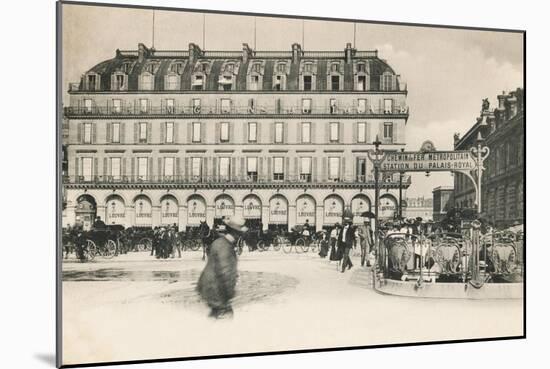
338,212 -> 356,273
197,216 -> 248,319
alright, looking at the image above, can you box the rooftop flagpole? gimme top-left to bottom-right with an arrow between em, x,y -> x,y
353,22 -> 356,48
202,13 -> 206,50
302,19 -> 305,48
152,10 -> 155,48
254,17 -> 257,50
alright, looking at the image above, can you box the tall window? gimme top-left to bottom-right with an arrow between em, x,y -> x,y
141,74 -> 153,90
383,122 -> 393,141
219,157 -> 230,181
277,63 -> 285,73
83,123 -> 92,143
220,122 -> 229,142
357,99 -> 367,113
304,63 -> 312,73
331,63 -> 339,73
331,75 -> 340,91
303,75 -> 312,91
329,157 -> 340,181
112,123 -> 120,143
221,99 -> 231,113
329,122 -> 339,142
114,74 -> 125,90
274,75 -> 282,90
193,75 -> 204,91
113,99 -> 122,113
110,157 -> 121,180
140,98 -> 148,113
139,122 -> 147,143
357,122 -> 366,143
84,99 -> 92,113
247,157 -> 258,181
166,98 -> 175,113
273,157 -> 284,181
192,98 -> 201,113
381,74 -> 394,91
165,122 -> 174,143
300,157 -> 312,182
357,75 -> 366,91
82,157 -> 93,181
250,75 -> 259,90
166,74 -> 179,90
137,157 -> 148,180
164,157 -> 174,177
356,158 -> 366,181
191,157 -> 202,178
302,98 -> 312,114
301,122 -> 311,143
384,99 -> 393,114
274,122 -> 284,143
357,63 -> 366,72
248,122 -> 257,142
330,99 -> 337,114
192,122 -> 201,143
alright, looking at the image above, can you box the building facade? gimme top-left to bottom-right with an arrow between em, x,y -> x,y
403,197 -> 433,221
432,186 -> 454,222
63,42 -> 410,231
453,88 -> 524,227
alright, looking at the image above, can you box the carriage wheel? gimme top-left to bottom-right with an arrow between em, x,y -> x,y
190,239 -> 201,251
282,240 -> 292,254
272,236 -> 282,251
295,238 -> 307,253
310,239 -> 320,253
101,240 -> 117,259
258,240 -> 266,252
86,240 -> 97,261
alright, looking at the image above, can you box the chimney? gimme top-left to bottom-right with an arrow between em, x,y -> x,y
188,43 -> 203,65
292,43 -> 302,64
497,91 -> 507,110
507,94 -> 518,118
242,43 -> 252,63
138,43 -> 149,63
345,42 -> 354,63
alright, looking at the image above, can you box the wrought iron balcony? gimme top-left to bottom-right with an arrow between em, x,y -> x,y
63,173 -> 411,188
64,104 -> 409,117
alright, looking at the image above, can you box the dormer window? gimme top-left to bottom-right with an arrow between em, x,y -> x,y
121,62 -> 132,74
165,74 -> 179,90
170,62 -> 183,74
201,62 -> 209,73
357,63 -> 366,72
277,63 -> 286,73
225,63 -> 235,73
304,63 -> 312,73
140,73 -> 154,90
330,63 -> 339,73
192,75 -> 204,91
219,75 -> 233,91
111,73 -> 127,91
85,74 -> 99,91
380,71 -> 396,91
300,61 -> 316,91
252,63 -> 261,73
331,75 -> 340,91
304,76 -> 312,91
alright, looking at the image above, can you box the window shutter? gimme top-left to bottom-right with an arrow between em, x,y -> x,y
241,157 -> 246,178
258,158 -> 263,180
257,122 -> 262,144
173,122 -> 178,143
74,158 -> 79,178
77,123 -> 82,143
176,157 -> 181,177
297,123 -> 301,143
270,122 -> 274,143
93,158 -> 98,178
134,122 -> 139,143
201,122 -> 206,143
354,122 -> 358,143
106,123 -> 111,143
160,122 -> 165,144
283,156 -> 290,178
148,157 -> 153,180
158,157 -> 162,177
293,157 -> 298,178
203,157 -> 208,178
379,121 -> 384,140
120,122 -> 126,143
311,122 -> 316,144
366,122 -> 371,143
131,157 -> 136,178
92,123 -> 97,144
213,157 -> 218,181
231,157 -> 237,179
184,157 -> 190,180
339,122 -> 344,143
215,122 -> 220,143
103,158 -> 108,177
284,122 -> 288,143
322,157 -> 327,181
229,121 -> 234,142
243,122 -> 248,143
147,122 -> 152,143
122,158 -> 127,177
341,157 -> 346,180
312,157 -> 317,182
267,157 -> 272,180
324,122 -> 329,143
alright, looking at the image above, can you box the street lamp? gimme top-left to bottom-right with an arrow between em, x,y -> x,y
367,135 -> 387,270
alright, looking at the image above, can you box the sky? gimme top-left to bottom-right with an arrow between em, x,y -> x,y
62,4 -> 524,198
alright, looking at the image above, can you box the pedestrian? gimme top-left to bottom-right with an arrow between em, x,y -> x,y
170,223 -> 181,258
318,230 -> 329,258
196,216 -> 247,319
338,212 -> 356,273
358,218 -> 374,267
329,223 -> 341,262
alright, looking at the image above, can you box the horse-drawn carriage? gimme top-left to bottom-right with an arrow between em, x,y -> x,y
123,227 -> 154,252
72,225 -> 121,261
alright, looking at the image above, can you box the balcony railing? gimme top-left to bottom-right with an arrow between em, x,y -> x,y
64,104 -> 409,117
63,174 -> 411,186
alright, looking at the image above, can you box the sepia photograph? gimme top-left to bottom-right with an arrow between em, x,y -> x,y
57,1 -> 525,366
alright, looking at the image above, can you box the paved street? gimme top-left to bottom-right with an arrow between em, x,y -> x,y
62,249 -> 523,365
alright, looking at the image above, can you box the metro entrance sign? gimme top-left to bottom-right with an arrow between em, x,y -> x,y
380,151 -> 477,172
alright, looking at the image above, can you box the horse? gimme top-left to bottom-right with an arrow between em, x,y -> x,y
198,221 -> 213,261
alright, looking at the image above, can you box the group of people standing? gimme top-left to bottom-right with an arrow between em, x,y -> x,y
318,211 -> 375,273
150,224 -> 180,259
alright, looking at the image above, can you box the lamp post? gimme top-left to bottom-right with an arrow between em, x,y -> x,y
367,135 -> 387,270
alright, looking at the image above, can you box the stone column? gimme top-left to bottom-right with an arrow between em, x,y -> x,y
152,206 -> 161,227
288,204 -> 297,232
178,205 -> 187,231
261,206 -> 270,231
316,205 -> 324,232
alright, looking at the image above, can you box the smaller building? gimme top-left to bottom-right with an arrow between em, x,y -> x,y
432,186 -> 454,222
403,196 -> 433,221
